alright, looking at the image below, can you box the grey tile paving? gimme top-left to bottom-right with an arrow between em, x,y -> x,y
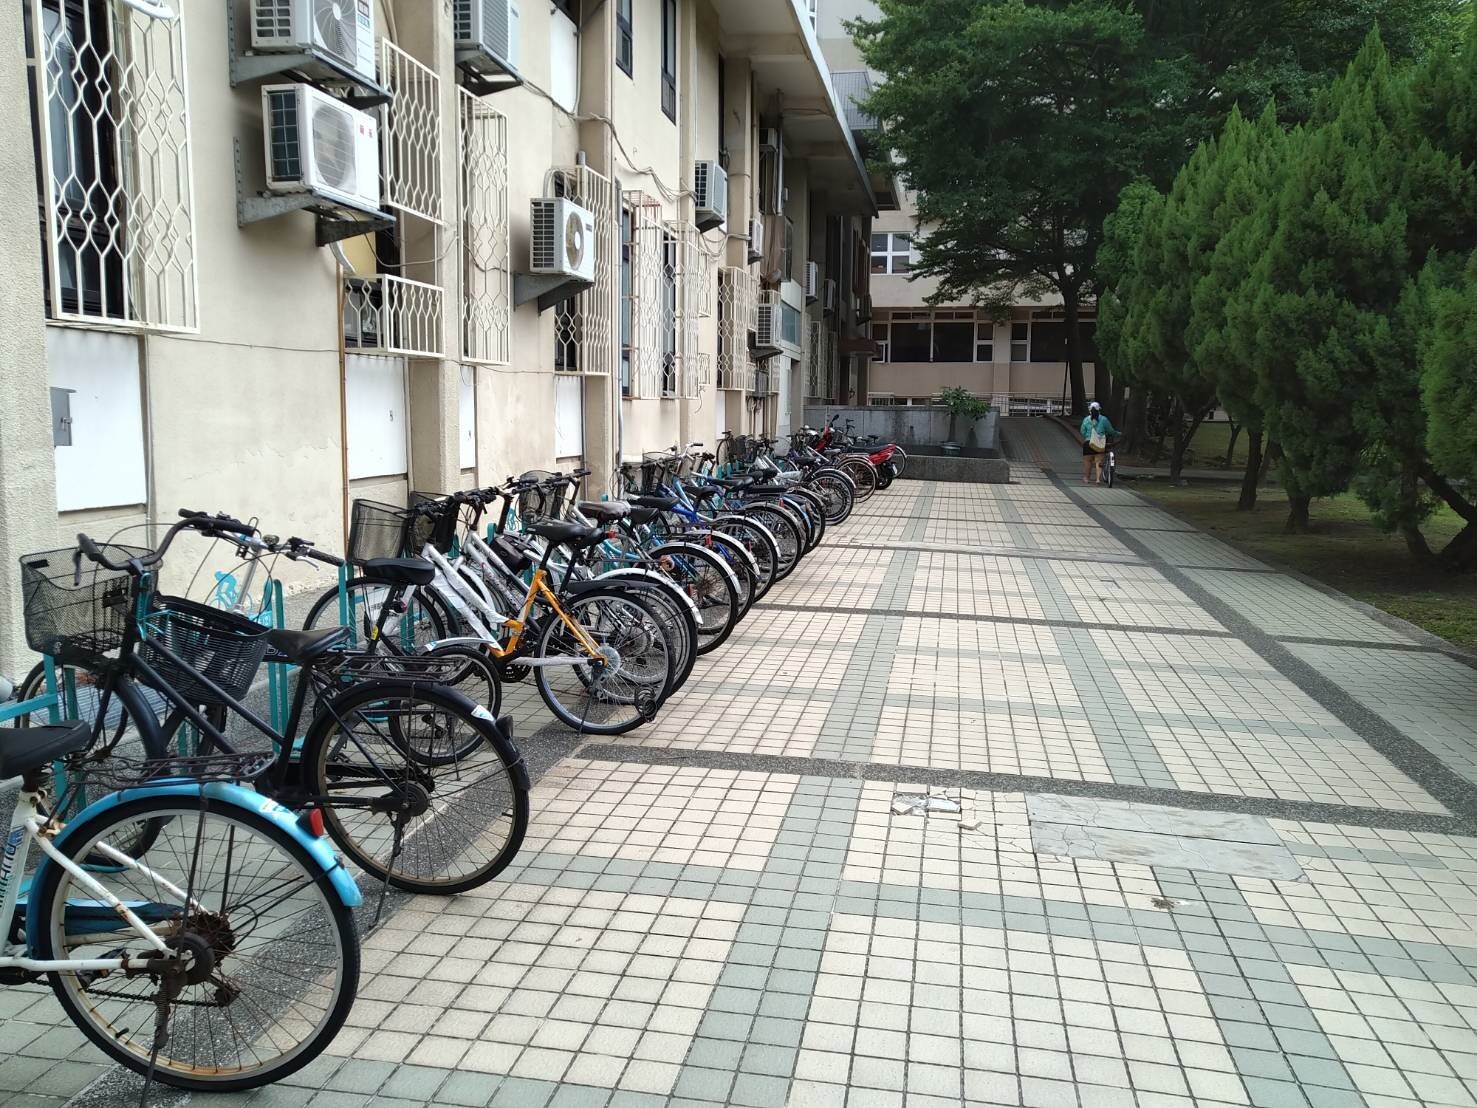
19,454 -> 1477,1108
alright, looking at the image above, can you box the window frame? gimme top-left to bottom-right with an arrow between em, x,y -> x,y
620,204 -> 635,395
660,0 -> 677,122
869,232 -> 913,275
1010,320 -> 1030,362
975,320 -> 994,363
616,0 -> 632,76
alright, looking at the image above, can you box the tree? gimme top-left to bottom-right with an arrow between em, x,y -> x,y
1188,105 -> 1284,510
854,0 -> 1465,416
854,0 -> 1184,414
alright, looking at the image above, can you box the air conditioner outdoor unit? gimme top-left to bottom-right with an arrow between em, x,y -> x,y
251,0 -> 377,85
262,84 -> 382,214
755,290 -> 782,354
453,0 -> 520,74
747,218 -> 764,265
530,196 -> 597,283
822,278 -> 838,313
758,127 -> 780,153
803,262 -> 820,302
693,160 -> 728,231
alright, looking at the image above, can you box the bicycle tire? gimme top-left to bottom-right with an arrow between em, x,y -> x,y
786,488 -> 828,550
809,471 -> 855,524
303,680 -> 528,894
742,503 -> 803,581
839,456 -> 878,501
535,589 -> 675,734
709,515 -> 780,600
649,542 -> 741,654
34,793 -> 359,1091
591,571 -> 699,692
703,530 -> 760,617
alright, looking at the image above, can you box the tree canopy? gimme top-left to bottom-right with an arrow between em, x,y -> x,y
853,0 -> 1467,414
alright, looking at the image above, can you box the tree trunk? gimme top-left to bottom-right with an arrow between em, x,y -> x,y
1062,287 -> 1088,415
1420,464 -> 1477,525
1440,523 -> 1477,572
1398,463 -> 1433,559
1124,388 -> 1149,456
1110,376 -> 1127,427
1223,421 -> 1241,468
1238,430 -> 1263,511
1169,406 -> 1210,484
1285,493 -> 1311,533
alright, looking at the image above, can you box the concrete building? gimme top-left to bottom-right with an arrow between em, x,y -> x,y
815,0 -> 1096,414
0,0 -> 874,669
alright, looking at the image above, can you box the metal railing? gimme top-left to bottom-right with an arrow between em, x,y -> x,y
344,275 -> 444,358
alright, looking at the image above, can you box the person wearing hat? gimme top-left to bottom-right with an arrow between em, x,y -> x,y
1080,402 -> 1117,484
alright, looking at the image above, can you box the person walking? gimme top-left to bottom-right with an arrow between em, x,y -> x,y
1080,402 -> 1116,484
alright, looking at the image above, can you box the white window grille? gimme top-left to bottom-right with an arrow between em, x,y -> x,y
826,334 -> 841,400
27,0 -> 198,331
343,274 -> 444,358
380,40 -> 442,225
716,266 -> 756,390
458,89 -> 509,365
766,355 -> 779,395
623,193 -> 669,398
554,165 -> 619,375
673,222 -> 706,399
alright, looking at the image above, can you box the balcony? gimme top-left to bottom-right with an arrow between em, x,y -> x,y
344,275 -> 445,359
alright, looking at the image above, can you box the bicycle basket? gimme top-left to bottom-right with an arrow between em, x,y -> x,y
408,492 -> 461,554
347,499 -> 419,563
141,596 -> 270,704
20,546 -> 148,666
638,453 -> 672,494
517,470 -> 566,522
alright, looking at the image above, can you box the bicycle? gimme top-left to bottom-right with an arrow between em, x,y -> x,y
0,708 -> 360,1090
31,513 -> 529,895
305,494 -> 678,735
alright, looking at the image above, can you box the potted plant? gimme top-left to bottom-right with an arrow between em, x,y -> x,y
939,387 -> 990,456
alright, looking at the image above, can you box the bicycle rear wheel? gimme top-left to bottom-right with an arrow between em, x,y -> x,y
303,681 -> 528,894
709,515 -> 779,600
535,590 -> 675,734
839,457 -> 878,501
650,542 -> 741,654
742,503 -> 803,581
34,794 -> 359,1091
303,578 -> 452,651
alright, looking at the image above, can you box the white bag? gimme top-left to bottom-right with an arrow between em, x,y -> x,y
1089,427 -> 1106,451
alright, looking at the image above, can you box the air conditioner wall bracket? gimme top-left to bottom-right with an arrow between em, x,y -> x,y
226,1 -> 392,105
514,272 -> 592,313
455,50 -> 526,96
233,138 -> 395,246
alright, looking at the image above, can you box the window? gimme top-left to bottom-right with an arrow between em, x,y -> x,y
873,311 -> 994,364
620,206 -> 635,395
932,316 -> 973,362
975,321 -> 994,362
889,317 -> 931,362
869,233 -> 912,275
1030,321 -> 1068,363
616,0 -> 633,75
29,0 -> 123,319
660,0 -> 677,122
781,302 -> 802,348
1010,321 -> 1029,362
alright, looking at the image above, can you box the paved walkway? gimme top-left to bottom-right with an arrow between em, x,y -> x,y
12,423 -> 1477,1108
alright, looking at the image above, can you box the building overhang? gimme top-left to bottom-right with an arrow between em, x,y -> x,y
715,0 -> 877,216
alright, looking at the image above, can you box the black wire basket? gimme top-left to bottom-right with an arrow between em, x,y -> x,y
141,596 -> 271,705
347,499 -> 418,563
20,546 -> 148,666
637,453 -> 674,494
408,492 -> 461,554
517,471 -> 567,522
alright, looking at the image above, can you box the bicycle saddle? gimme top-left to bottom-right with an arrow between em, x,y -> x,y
0,721 -> 90,779
577,500 -> 630,523
743,484 -> 791,495
712,476 -> 755,489
627,505 -> 659,526
631,494 -> 679,511
683,484 -> 720,501
361,557 -> 436,588
528,519 -> 605,548
267,625 -> 352,664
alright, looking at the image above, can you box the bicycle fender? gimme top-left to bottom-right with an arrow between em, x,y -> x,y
649,543 -> 743,592
27,782 -> 362,945
594,568 -> 702,619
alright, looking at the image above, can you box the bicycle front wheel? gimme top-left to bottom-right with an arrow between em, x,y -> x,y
536,590 -> 675,734
34,794 -> 359,1092
303,681 -> 529,894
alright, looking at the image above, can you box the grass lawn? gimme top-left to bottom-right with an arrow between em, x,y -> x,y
1137,482 -> 1477,651
1123,420 -> 1252,471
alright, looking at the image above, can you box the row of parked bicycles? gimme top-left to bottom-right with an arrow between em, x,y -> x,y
0,419 -> 904,1094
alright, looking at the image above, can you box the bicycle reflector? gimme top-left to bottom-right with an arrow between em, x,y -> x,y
299,808 -> 327,838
